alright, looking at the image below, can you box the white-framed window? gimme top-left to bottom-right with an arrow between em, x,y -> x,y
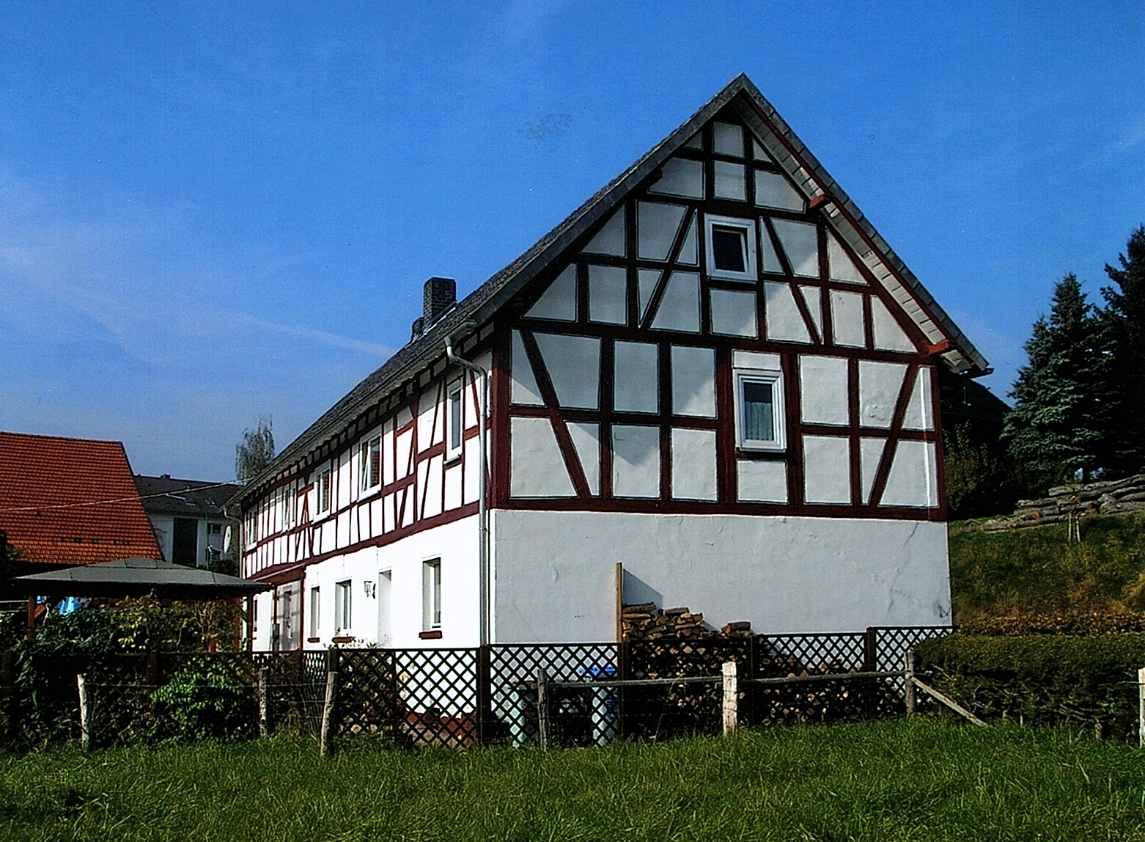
360,435 -> 381,492
447,381 -> 464,461
705,214 -> 757,282
734,368 -> 786,451
422,559 -> 442,630
309,586 -> 321,638
334,579 -> 352,633
317,468 -> 332,515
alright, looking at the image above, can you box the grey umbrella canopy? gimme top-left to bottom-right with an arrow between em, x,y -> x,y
11,557 -> 271,600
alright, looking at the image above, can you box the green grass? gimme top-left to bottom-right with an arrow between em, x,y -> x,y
3,720 -> 1145,841
949,512 -> 1145,622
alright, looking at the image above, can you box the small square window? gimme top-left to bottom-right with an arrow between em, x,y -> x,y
705,215 -> 757,282
423,559 -> 442,630
447,383 -> 463,461
735,369 -> 786,451
334,580 -> 352,633
360,436 -> 381,491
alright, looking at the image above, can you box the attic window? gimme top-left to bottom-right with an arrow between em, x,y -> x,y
705,216 -> 756,282
712,227 -> 746,272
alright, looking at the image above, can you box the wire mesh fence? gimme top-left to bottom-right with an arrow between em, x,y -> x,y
0,626 -> 951,750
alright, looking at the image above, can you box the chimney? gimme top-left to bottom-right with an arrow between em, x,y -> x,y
423,277 -> 456,326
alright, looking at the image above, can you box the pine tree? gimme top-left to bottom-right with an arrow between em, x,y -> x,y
1101,226 -> 1145,476
235,416 -> 275,484
1003,275 -> 1116,484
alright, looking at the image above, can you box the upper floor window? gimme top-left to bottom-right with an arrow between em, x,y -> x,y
734,368 -> 785,452
309,586 -> 321,639
705,215 -> 757,282
447,382 -> 464,461
360,436 -> 381,491
317,468 -> 332,515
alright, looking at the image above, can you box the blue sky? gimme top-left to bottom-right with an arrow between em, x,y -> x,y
1,2 -> 1142,481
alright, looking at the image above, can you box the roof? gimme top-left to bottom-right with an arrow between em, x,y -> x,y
0,431 -> 163,566
11,556 -> 271,599
133,475 -> 242,518
237,73 -> 988,504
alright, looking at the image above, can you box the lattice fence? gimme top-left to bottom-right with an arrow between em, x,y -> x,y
0,626 -> 953,749
490,644 -> 619,747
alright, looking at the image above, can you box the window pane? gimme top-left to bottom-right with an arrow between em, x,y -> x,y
450,390 -> 463,451
711,226 -> 747,273
742,380 -> 774,441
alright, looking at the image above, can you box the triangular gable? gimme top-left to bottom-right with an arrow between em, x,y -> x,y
242,74 -> 986,501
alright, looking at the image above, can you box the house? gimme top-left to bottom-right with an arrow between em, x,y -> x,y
133,474 -> 242,569
235,75 -> 988,652
0,431 -> 162,578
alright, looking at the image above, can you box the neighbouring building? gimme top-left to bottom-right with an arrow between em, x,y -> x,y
0,431 -> 162,577
133,475 -> 242,569
235,75 -> 988,651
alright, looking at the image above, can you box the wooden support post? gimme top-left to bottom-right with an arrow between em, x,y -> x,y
319,670 -> 338,758
910,676 -> 986,727
76,674 -> 90,750
722,661 -> 738,736
1138,667 -> 1145,749
535,667 -> 550,750
258,667 -> 270,738
615,562 -> 624,645
904,651 -> 917,717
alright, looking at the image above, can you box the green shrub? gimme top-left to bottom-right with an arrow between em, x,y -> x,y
916,632 -> 1145,739
152,661 -> 256,743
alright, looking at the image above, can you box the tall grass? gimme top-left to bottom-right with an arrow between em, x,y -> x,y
949,512 -> 1145,621
2,720 -> 1144,841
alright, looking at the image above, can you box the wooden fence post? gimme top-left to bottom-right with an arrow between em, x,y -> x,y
2,650 -> 13,745
1138,667 -> 1144,749
476,644 -> 492,747
863,627 -> 878,719
319,669 -> 338,758
76,674 -> 90,750
535,667 -> 550,750
905,651 -> 917,717
258,667 -> 270,738
722,660 -> 738,736
617,639 -> 630,740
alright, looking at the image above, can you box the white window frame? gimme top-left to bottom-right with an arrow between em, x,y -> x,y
317,468 -> 332,515
334,579 -> 352,634
447,381 -> 464,462
359,435 -> 381,493
734,368 -> 786,452
705,214 -> 757,283
422,558 -> 442,630
309,586 -> 321,639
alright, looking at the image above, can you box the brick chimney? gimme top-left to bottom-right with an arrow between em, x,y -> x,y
423,277 -> 456,326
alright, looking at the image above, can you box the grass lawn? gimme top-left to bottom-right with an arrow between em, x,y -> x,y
3,719 -> 1145,841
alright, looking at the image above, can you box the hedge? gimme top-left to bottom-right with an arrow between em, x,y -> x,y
915,633 -> 1145,740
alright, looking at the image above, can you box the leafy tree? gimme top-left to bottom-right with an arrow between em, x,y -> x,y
1002,275 -> 1116,486
235,416 -> 275,484
1100,226 -> 1145,476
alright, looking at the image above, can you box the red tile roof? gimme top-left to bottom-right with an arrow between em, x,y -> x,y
0,431 -> 162,566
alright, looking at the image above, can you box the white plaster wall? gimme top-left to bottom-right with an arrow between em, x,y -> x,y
764,282 -> 811,343
491,510 -> 951,643
296,515 -> 482,650
651,273 -> 700,333
527,265 -> 577,321
648,157 -> 704,199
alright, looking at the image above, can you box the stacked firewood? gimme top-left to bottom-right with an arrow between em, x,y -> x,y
621,603 -> 754,642
966,473 -> 1145,532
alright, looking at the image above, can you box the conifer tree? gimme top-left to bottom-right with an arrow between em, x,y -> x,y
1101,226 -> 1145,476
1003,275 -> 1115,484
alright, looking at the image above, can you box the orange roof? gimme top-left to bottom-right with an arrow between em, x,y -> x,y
0,431 -> 162,566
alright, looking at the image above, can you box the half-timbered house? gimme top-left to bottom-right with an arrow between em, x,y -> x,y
236,75 -> 988,651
